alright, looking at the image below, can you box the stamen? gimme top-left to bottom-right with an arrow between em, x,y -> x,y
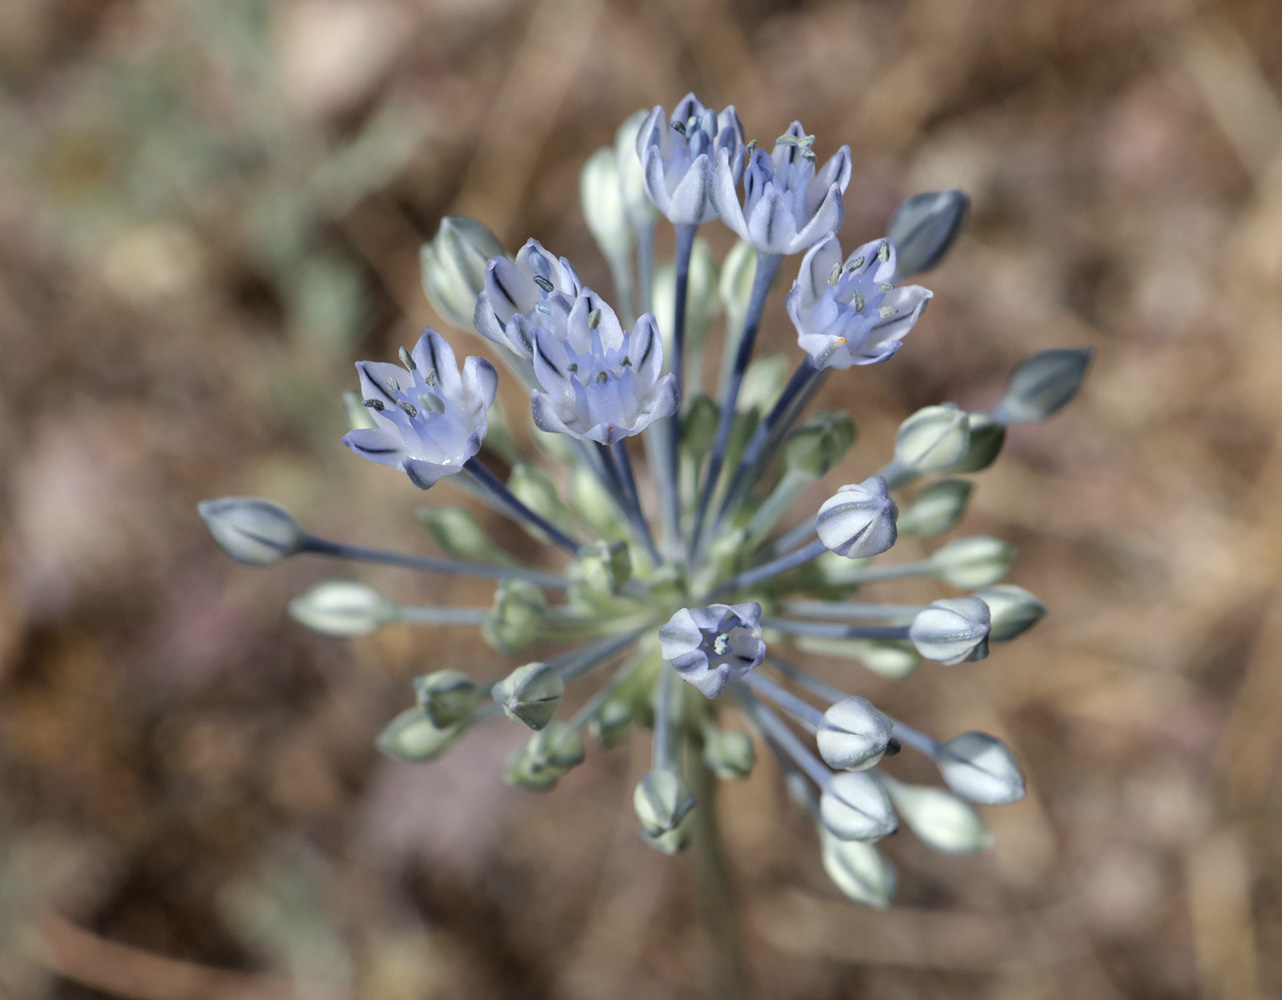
397,400 -> 419,418
879,305 -> 898,318
532,275 -> 555,293
670,120 -> 688,136
846,255 -> 865,273
398,346 -> 416,370
775,133 -> 798,146
854,291 -> 865,312
803,149 -> 817,163
713,634 -> 730,655
878,241 -> 890,264
386,376 -> 400,393
363,399 -> 385,411
878,282 -> 894,293
424,369 -> 439,387
595,371 -> 609,384
588,308 -> 602,329
827,263 -> 842,286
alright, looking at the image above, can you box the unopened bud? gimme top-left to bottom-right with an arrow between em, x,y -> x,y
504,743 -> 562,792
816,476 -> 898,559
589,695 -> 633,748
909,597 -> 991,664
718,239 -> 756,334
702,728 -> 756,779
575,539 -> 632,595
819,827 -> 897,908
634,770 -> 696,838
289,581 -> 398,637
885,781 -> 994,854
492,662 -> 564,730
740,354 -> 789,414
580,147 -> 632,265
783,412 -> 855,478
482,579 -> 548,653
820,771 -> 898,841
615,109 -> 656,230
929,536 -> 1014,588
894,403 -> 970,473
420,216 -> 504,330
994,348 -> 1093,425
937,732 -> 1026,805
416,506 -> 512,565
817,697 -> 893,771
886,190 -> 969,277
896,479 -> 973,537
682,394 -> 720,460
528,720 -> 586,771
198,497 -> 305,567
413,670 -> 479,728
945,412 -> 1005,473
975,584 -> 1046,641
377,707 -> 466,762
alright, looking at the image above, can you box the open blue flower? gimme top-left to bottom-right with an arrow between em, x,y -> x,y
637,93 -> 744,226
474,239 -> 582,359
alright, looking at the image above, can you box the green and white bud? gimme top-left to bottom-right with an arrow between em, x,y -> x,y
419,216 -> 505,330
740,354 -> 789,414
994,347 -> 1093,425
507,464 -> 580,541
417,506 -> 513,565
198,498 -> 305,567
817,697 -> 894,771
945,413 -> 1006,473
504,743 -> 562,792
893,403 -> 971,473
885,780 -> 994,854
929,536 -> 1014,589
589,695 -> 633,749
634,770 -> 696,839
975,584 -> 1046,641
377,708 -> 467,763
819,827 -> 897,908
413,670 -> 480,728
909,597 -> 991,664
482,579 -> 548,653
783,413 -> 856,479
575,539 -> 632,595
580,147 -> 632,265
615,109 -> 656,230
820,771 -> 898,841
701,728 -> 756,779
528,720 -> 586,771
937,732 -> 1026,805
682,394 -> 720,461
718,239 -> 756,339
654,239 -> 720,355
492,662 -> 564,730
791,636 -> 922,681
887,189 -> 969,277
896,479 -> 973,537
289,581 -> 398,637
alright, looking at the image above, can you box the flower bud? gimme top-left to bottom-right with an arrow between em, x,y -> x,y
507,464 -> 579,540
886,190 -> 969,277
634,770 -> 696,838
909,597 -> 991,664
896,479 -> 973,537
783,413 -> 855,479
289,581 -> 398,637
682,394 -> 720,461
570,464 -> 626,542
575,539 -> 632,595
416,505 -> 512,565
885,781 -> 993,854
718,239 -> 756,336
975,584 -> 1046,641
819,828 -> 897,908
580,147 -> 632,265
654,239 -> 720,355
482,579 -> 548,653
945,413 -> 1005,473
504,743 -> 562,792
589,695 -> 633,749
413,670 -> 480,728
994,348 -> 1093,425
937,731 -> 1026,805
377,707 -> 466,762
492,662 -> 564,730
893,403 -> 971,473
528,720 -> 586,771
816,476 -> 898,559
817,697 -> 893,771
929,536 -> 1014,589
419,216 -> 504,330
702,728 -> 756,779
615,109 -> 656,230
820,771 -> 898,841
198,498 -> 305,567
740,354 -> 789,414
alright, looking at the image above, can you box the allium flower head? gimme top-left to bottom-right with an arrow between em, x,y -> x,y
474,239 -> 582,359
343,329 -> 497,489
660,602 -> 766,699
530,290 -> 679,444
638,93 -> 744,226
787,234 -> 933,369
711,121 -> 851,256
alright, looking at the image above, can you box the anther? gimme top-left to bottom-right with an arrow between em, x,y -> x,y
363,399 -> 385,411
846,255 -> 865,273
588,308 -> 602,329
828,263 -> 842,286
878,241 -> 890,264
424,370 -> 439,387
854,291 -> 865,312
670,120 -> 688,136
532,275 -> 555,293
386,376 -> 400,393
398,346 -> 416,370
878,305 -> 898,318
397,400 -> 419,418
878,282 -> 894,293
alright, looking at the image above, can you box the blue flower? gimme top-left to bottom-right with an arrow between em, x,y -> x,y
637,93 -> 744,226
659,602 -> 766,699
474,239 -> 582,359
710,121 -> 850,256
787,234 -> 933,369
343,329 -> 497,489
529,290 -> 679,445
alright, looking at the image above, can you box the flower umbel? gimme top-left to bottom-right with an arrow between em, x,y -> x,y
201,94 -> 1091,910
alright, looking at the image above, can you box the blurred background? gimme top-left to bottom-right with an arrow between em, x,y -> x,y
2,0 -> 1281,997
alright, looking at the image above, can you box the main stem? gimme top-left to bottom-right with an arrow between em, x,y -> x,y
690,739 -> 743,1000
690,252 -> 783,565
